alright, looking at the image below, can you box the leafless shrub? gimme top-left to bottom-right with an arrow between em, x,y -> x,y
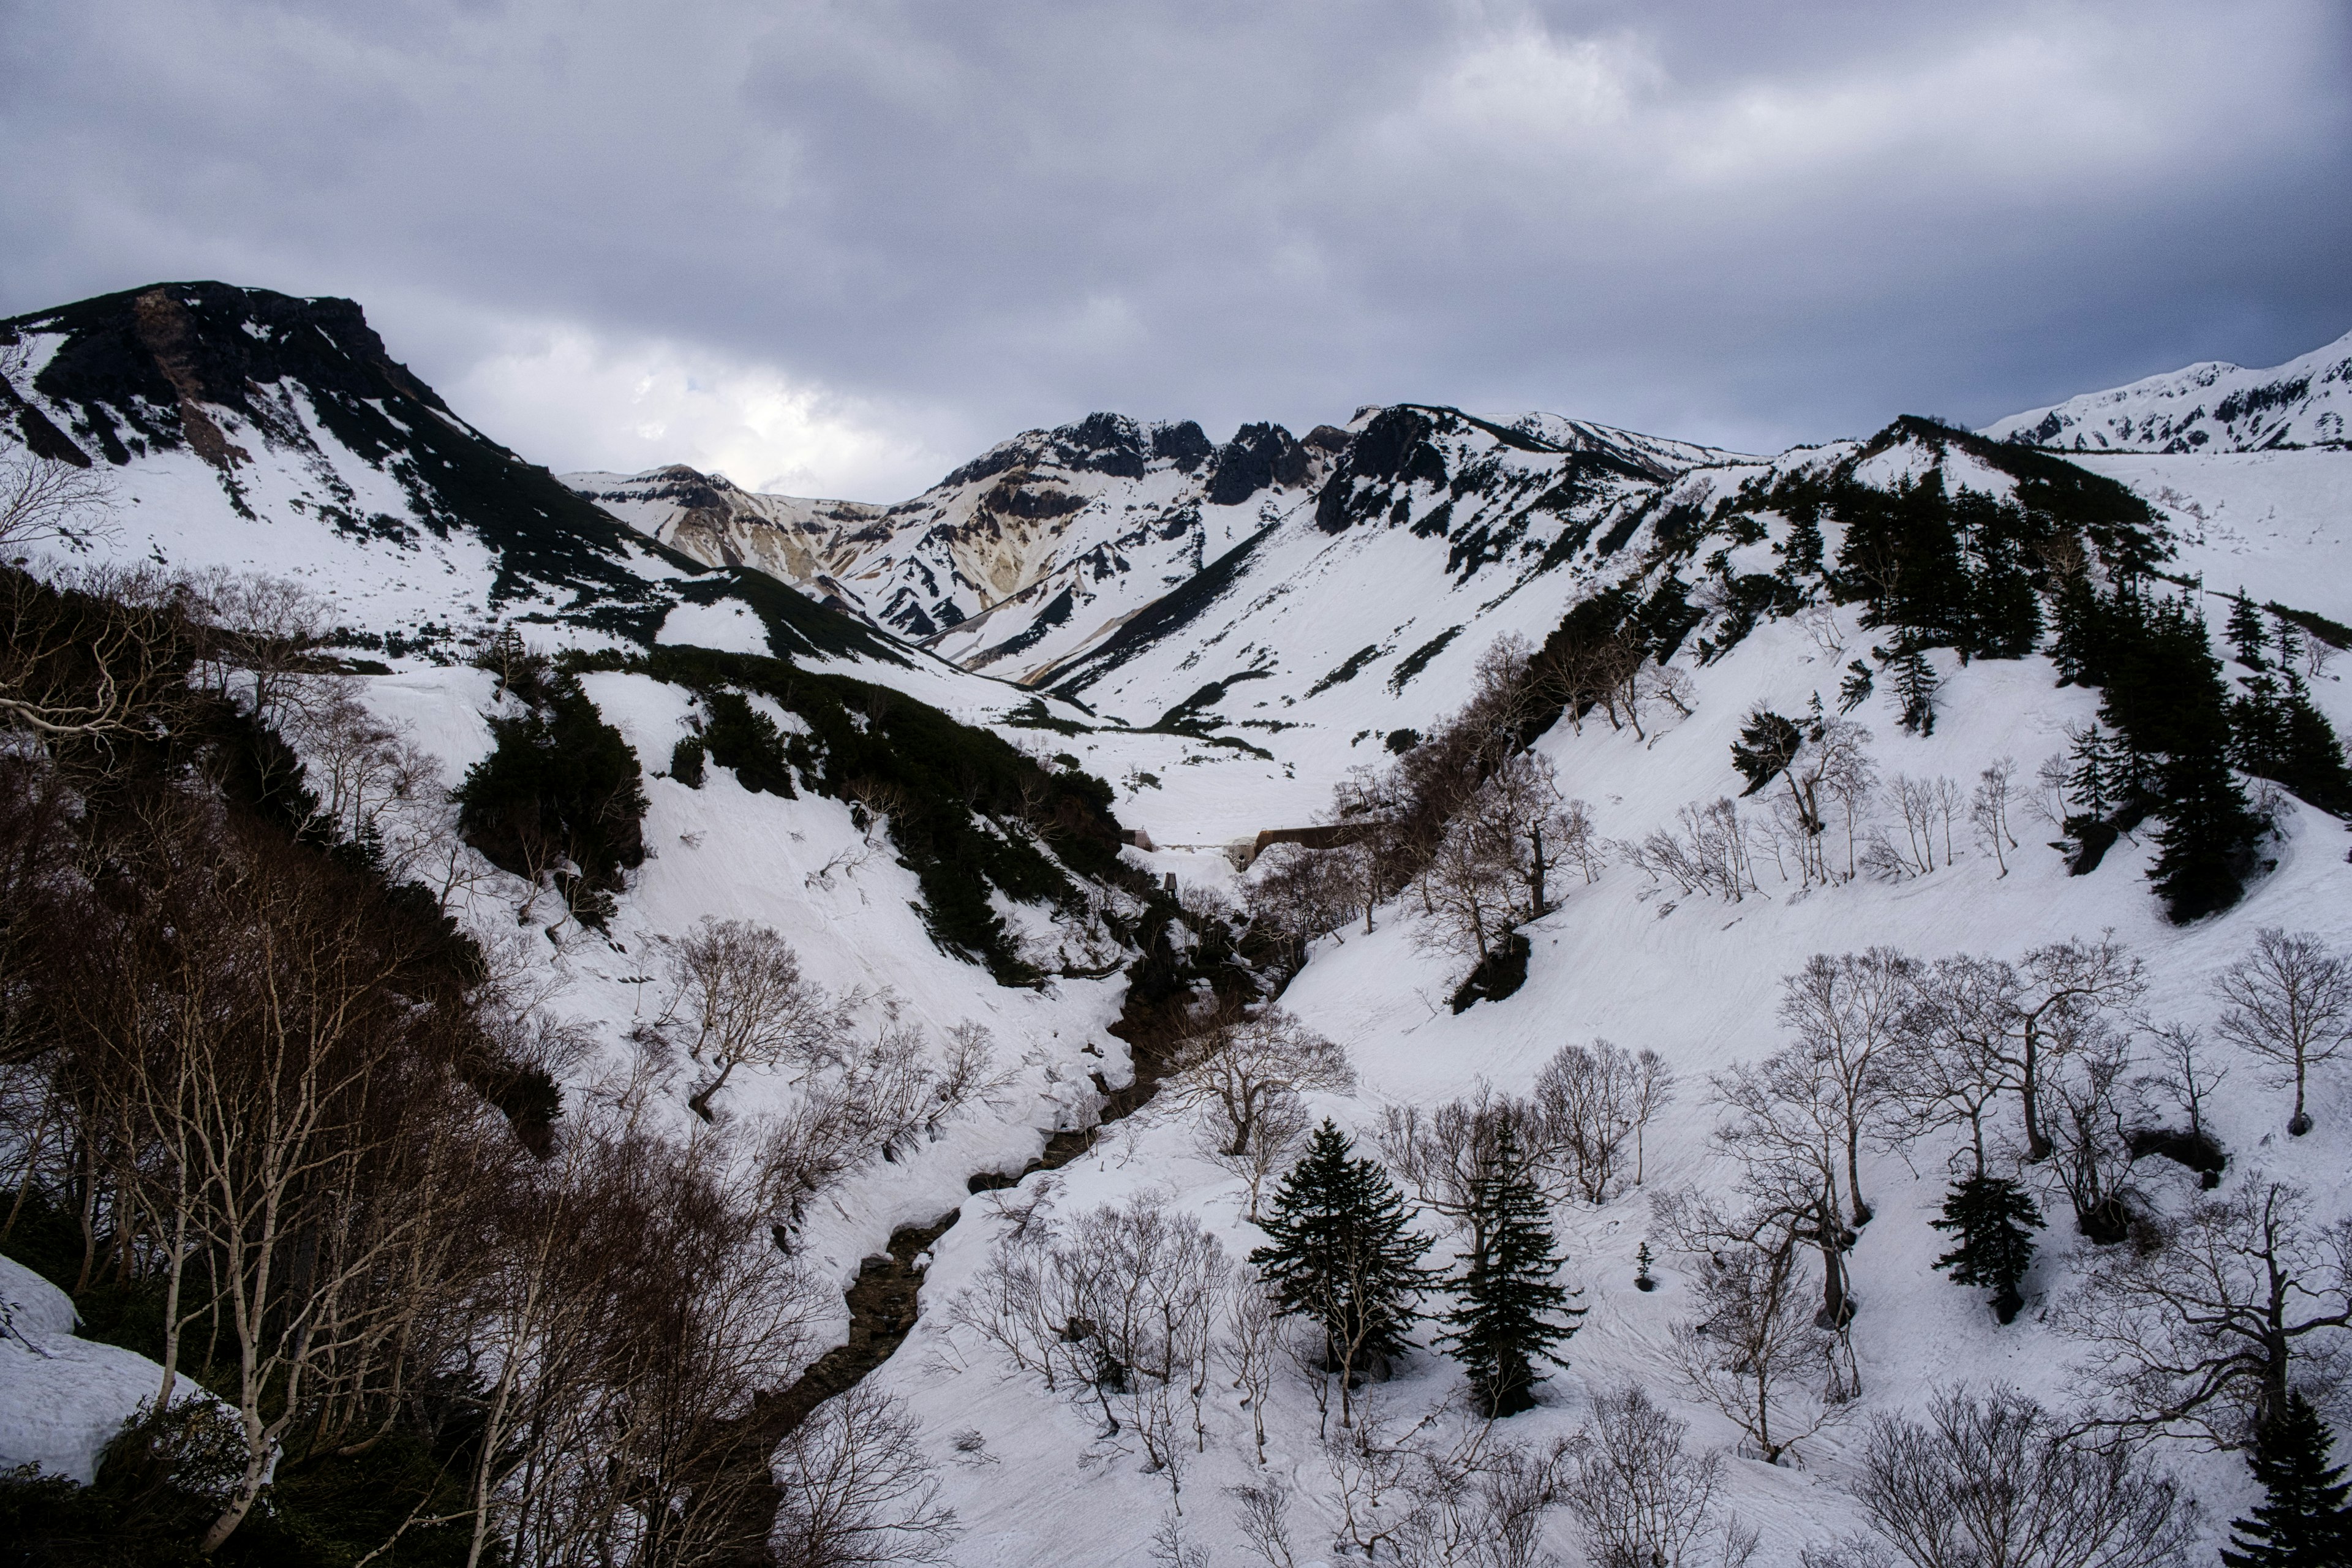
771,1382 -> 959,1568
1562,1384 -> 1755,1568
1827,1385 -> 2196,1568
950,1193 -> 1230,1509
1226,1476 -> 1298,1567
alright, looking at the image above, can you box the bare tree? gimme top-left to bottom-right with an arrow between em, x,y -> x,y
1531,1040 -> 1675,1204
2211,927 -> 2352,1136
1562,1384 -> 1755,1568
1224,1275 -> 1281,1466
1901,938 -> 2144,1163
0,351 -> 116,554
1656,1191 -> 1849,1464
1382,1085 -> 1563,1238
663,918 -> 858,1120
1711,1047 -> 1859,1328
1832,1385 -> 2196,1568
2041,1032 -> 2138,1243
1970,758 -> 2020,876
771,1382 -> 959,1568
1205,1087 -> 1311,1225
2132,1020 -> 2226,1163
2057,1177 -> 2352,1442
1777,949 -> 1912,1225
1162,1003 -> 1355,1161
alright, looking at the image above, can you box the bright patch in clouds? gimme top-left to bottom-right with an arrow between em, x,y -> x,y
443,323 -> 953,502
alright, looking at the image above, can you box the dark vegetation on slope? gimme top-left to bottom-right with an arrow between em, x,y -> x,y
0,566 -> 575,1564
570,642 -> 1131,985
453,634 -> 649,932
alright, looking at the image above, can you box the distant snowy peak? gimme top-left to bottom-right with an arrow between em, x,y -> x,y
563,464 -> 889,621
1496,410 -> 1755,474
564,413 -> 1354,660
1984,327 -> 2352,453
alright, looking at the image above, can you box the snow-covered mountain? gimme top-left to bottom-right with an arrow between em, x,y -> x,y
0,281 -> 1104,731
564,410 -> 1746,690
1985,326 -> 2352,452
10,287 -> 2352,1567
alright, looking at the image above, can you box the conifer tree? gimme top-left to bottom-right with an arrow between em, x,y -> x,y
1929,1174 -> 2045,1324
1249,1120 -> 1435,1417
2150,714 -> 2259,922
2222,1391 -> 2352,1567
2048,569 -> 2105,687
2066,724 -> 2119,824
1438,1125 -> 1585,1417
1838,659 -> 1875,715
2228,590 -> 2273,670
1891,647 -> 1940,736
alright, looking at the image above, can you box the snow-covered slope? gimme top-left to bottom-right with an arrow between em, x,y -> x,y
562,410 -> 1747,696
1985,328 -> 2352,453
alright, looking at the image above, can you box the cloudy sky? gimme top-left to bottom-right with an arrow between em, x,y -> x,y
5,1 -> 2348,500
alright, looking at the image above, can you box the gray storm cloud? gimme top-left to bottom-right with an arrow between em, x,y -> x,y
2,0 -> 2346,499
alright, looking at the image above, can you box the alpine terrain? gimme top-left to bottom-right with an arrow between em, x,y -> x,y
6,281 -> 2352,1568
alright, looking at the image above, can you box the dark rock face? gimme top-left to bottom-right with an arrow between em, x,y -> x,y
1149,420 -> 1213,470
1314,406 -> 1447,533
1204,421 -> 1309,506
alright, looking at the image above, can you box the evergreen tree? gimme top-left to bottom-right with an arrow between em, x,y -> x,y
1250,1121 -> 1436,1388
2232,669 -> 2288,778
2222,1392 -> 2352,1567
2048,568 -> 2105,686
2066,724 -> 2119,824
1730,708 -> 1803,796
1891,646 -> 1940,736
1438,1126 -> 1585,1417
2149,711 -> 2259,922
1838,658 -> 1875,715
1929,1175 -> 2045,1324
2278,675 -> 2352,816
2228,590 -> 2273,670
2276,617 -> 2308,679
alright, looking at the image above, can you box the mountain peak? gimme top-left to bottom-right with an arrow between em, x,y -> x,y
1983,326 -> 2352,453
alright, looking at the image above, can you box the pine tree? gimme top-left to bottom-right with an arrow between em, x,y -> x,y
1929,1175 -> 2045,1324
2222,1391 -> 2352,1567
2149,713 -> 2258,923
1837,658 -> 1875,715
1730,708 -> 1803,796
2065,724 -> 2118,824
1438,1126 -> 1585,1417
1249,1121 -> 1435,1398
2228,590 -> 2273,670
1891,646 -> 1940,736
